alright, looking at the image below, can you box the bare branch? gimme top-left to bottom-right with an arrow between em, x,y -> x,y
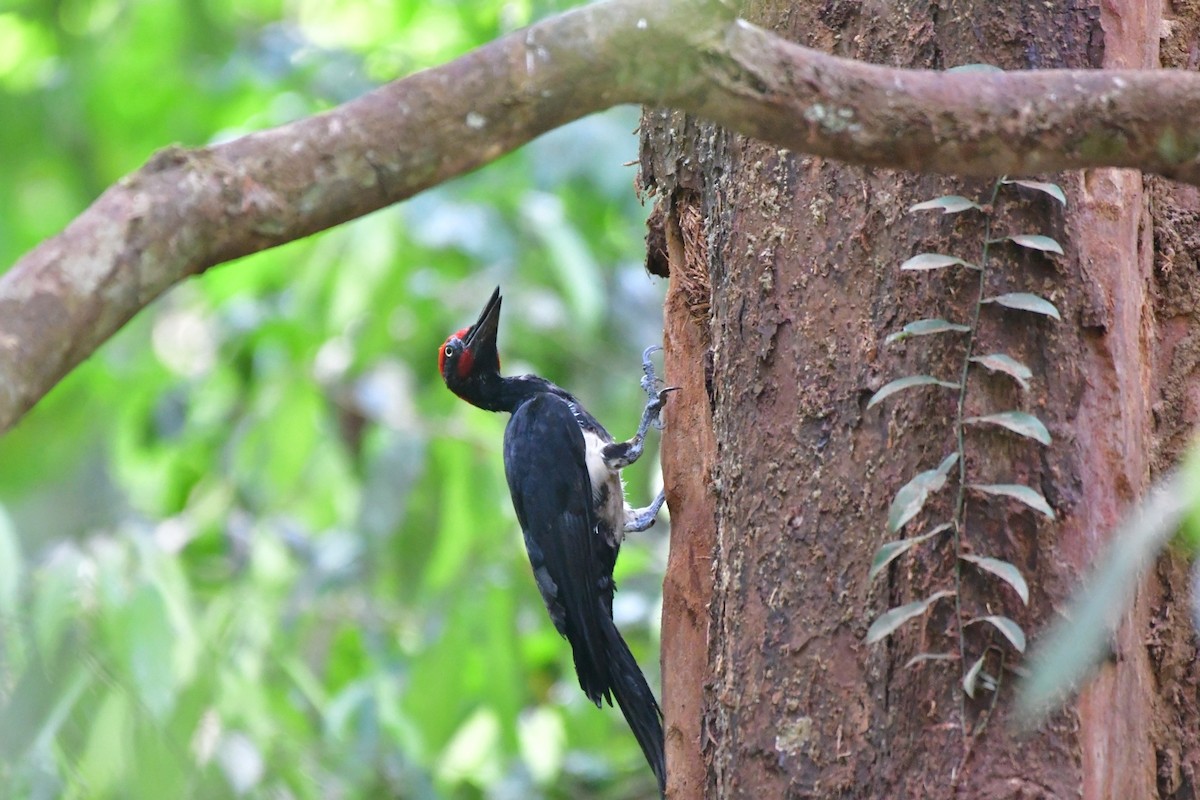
3,0 -> 1200,431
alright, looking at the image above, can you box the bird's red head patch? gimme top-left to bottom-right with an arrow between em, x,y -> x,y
440,288 -> 503,390
438,327 -> 473,379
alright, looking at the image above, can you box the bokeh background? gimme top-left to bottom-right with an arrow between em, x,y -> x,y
0,1 -> 668,797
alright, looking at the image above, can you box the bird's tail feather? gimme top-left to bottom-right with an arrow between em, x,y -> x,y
603,617 -> 666,796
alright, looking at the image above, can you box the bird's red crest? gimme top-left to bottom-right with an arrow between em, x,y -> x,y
439,326 -> 500,380
439,327 -> 470,376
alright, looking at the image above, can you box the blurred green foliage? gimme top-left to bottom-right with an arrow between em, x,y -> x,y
0,1 -> 667,797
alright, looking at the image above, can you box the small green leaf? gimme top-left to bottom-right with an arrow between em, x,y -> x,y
935,452 -> 960,476
962,653 -> 986,698
866,590 -> 954,644
885,318 -> 971,344
868,540 -> 923,583
904,652 -> 958,669
867,375 -> 959,410
982,292 -> 1062,320
889,476 -> 945,533
1008,234 -> 1064,254
971,483 -> 1056,519
946,63 -> 1004,74
868,523 -> 952,582
1004,180 -> 1067,206
888,454 -> 959,533
964,411 -> 1051,445
968,615 -> 1027,653
960,555 -> 1030,605
900,253 -> 976,271
969,353 -> 1032,390
909,195 -> 981,214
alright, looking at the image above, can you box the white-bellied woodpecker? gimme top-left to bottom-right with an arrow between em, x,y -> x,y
439,287 -> 670,793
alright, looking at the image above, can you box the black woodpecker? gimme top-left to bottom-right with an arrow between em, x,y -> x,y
439,287 -> 670,794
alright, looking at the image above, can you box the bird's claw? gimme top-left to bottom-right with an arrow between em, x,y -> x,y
640,345 -> 664,399
637,346 -> 674,430
648,386 -> 679,430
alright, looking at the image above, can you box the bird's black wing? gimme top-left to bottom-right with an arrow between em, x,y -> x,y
504,391 -> 665,793
503,392 -> 611,705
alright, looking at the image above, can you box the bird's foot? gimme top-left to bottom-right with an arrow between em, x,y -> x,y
625,489 -> 667,532
641,345 -> 663,398
639,346 -> 677,431
603,350 -> 677,470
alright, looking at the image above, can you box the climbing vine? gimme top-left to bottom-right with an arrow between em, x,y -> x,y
865,177 -> 1065,737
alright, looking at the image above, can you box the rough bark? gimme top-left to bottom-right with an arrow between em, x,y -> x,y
1145,4 -> 1200,793
646,0 -> 1199,796
11,0 -> 1200,434
657,195 -> 718,798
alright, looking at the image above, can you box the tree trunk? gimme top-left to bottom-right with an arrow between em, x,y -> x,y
645,0 -> 1200,796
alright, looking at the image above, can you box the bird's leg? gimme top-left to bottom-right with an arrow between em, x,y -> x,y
625,489 -> 667,532
609,347 -> 674,533
602,346 -> 676,471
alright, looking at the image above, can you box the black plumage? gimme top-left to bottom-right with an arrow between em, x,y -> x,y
440,288 -> 667,793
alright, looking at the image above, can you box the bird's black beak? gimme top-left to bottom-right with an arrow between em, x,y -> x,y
463,287 -> 502,373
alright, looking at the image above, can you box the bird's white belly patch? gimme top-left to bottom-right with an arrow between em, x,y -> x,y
581,430 -> 611,493
581,429 -> 627,542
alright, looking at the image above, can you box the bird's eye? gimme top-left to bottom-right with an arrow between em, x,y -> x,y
444,344 -> 455,358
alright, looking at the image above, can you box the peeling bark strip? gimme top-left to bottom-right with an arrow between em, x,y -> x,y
657,195 -> 717,799
6,0 -> 1200,430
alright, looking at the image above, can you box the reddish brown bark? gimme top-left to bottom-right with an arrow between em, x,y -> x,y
1059,3 -> 1161,797
658,194 -> 718,799
646,0 -> 1200,797
1145,5 -> 1200,793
